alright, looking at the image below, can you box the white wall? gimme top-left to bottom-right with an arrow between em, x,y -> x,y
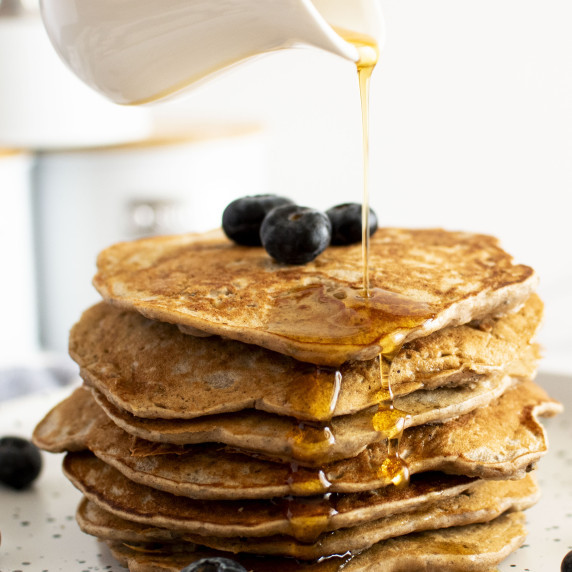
155,0 -> 572,373
0,152 -> 38,362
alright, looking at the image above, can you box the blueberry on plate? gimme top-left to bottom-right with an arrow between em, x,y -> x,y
326,202 -> 378,245
181,557 -> 247,572
260,204 -> 332,265
0,436 -> 42,490
562,550 -> 572,572
222,194 -> 294,246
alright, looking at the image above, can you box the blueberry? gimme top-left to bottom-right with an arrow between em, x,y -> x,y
326,202 -> 378,245
222,194 -> 294,246
260,204 -> 331,265
562,550 -> 572,572
181,557 -> 247,572
0,436 -> 42,490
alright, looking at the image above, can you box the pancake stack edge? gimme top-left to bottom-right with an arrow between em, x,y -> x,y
33,228 -> 562,572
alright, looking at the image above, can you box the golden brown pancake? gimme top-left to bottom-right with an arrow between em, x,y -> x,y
91,373 -> 517,465
150,477 -> 538,558
71,471 -> 537,557
34,381 -> 561,499
33,225 -> 556,572
93,228 -> 537,365
104,512 -> 527,571
70,295 -> 542,422
69,454 -> 477,539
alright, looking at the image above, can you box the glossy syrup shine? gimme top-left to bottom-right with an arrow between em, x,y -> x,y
266,284 -> 434,350
284,367 -> 340,542
328,30 -> 413,490
272,32 -> 430,556
348,29 -> 412,490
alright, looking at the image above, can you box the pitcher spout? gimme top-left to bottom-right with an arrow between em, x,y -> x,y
40,0 -> 384,105
309,0 -> 384,52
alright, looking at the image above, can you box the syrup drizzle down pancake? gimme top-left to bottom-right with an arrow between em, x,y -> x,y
33,225 -> 559,571
90,373 -> 518,465
34,380 -> 561,500
69,455 -> 478,540
70,294 -> 543,422
69,465 -> 537,555
93,228 -> 537,365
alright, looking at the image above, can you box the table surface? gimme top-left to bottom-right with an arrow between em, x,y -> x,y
0,372 -> 570,572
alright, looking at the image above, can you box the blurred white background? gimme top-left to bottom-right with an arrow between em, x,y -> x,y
153,0 -> 572,373
0,0 -> 570,385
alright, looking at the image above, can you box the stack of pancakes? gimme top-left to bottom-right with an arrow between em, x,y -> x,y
34,228 -> 561,571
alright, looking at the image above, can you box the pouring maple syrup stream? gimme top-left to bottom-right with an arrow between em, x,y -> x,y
344,28 -> 411,487
280,31 -> 415,550
346,29 -> 379,298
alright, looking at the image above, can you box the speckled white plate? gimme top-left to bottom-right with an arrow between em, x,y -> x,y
0,373 -> 570,572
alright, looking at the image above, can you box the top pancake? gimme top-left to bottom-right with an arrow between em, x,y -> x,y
93,228 -> 536,365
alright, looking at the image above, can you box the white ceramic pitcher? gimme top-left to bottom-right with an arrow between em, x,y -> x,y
39,0 -> 384,105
